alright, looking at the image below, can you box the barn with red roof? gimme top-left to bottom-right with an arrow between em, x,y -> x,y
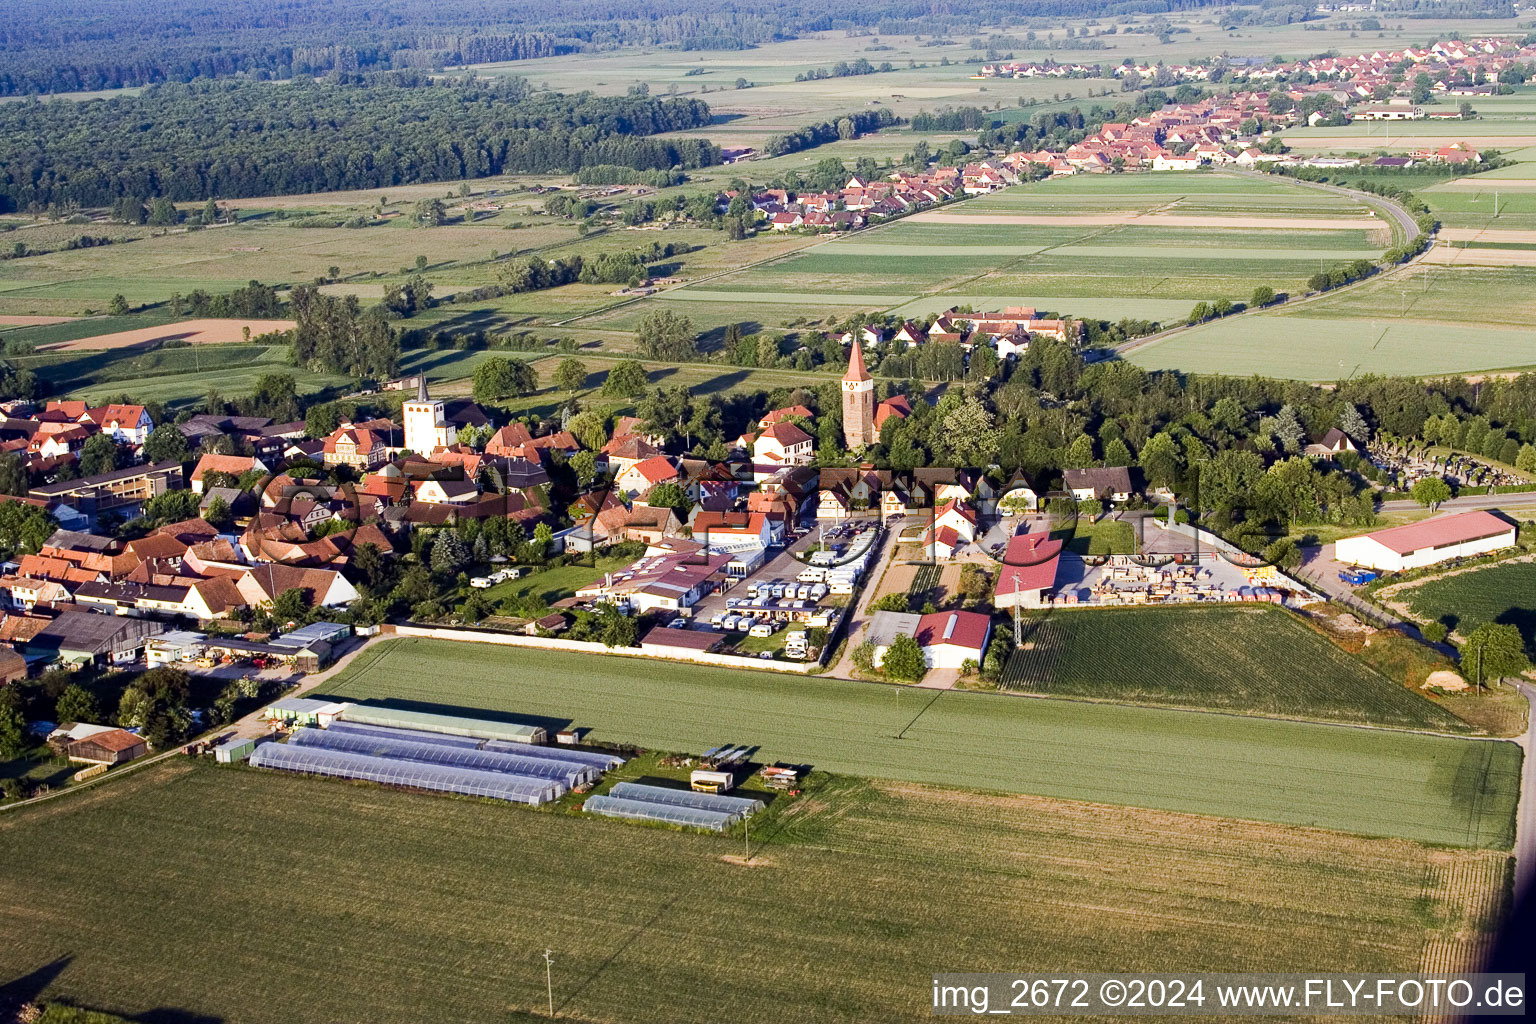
1334,510 -> 1516,572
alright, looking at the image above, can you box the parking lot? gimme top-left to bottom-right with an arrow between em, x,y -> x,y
680,519 -> 883,660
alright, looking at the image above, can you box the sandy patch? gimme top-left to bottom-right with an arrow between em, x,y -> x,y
41,318 -> 297,351
0,315 -> 77,327
1438,227 -> 1536,244
1424,670 -> 1470,692
1421,246 -> 1536,267
906,211 -> 1381,230
719,854 -> 777,868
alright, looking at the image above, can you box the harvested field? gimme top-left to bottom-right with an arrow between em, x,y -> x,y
40,318 -> 296,350
0,763 -> 1506,1024
906,211 -> 1384,230
317,638 -> 1523,847
1423,246 -> 1536,266
1439,227 -> 1536,244
0,314 -> 75,327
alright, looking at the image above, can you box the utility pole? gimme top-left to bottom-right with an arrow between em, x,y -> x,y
544,949 -> 555,1018
1011,573 -> 1022,644
744,816 -> 751,864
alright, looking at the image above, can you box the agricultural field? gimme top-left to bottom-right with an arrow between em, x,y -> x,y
656,172 -> 1393,327
0,759 -> 1509,1024
318,637 -> 1521,847
1126,262 -> 1536,379
1400,561 -> 1536,655
998,605 -> 1475,731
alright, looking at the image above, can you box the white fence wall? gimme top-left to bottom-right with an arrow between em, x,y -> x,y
385,623 -> 820,674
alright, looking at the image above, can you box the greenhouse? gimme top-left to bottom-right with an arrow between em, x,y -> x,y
289,727 -> 601,786
609,782 -> 764,816
249,743 -> 567,805
583,794 -> 739,832
335,705 -> 546,745
484,739 -> 626,770
325,721 -> 486,750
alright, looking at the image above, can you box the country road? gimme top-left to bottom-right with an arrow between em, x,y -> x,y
1112,169 -> 1426,360
1514,683 -> 1536,907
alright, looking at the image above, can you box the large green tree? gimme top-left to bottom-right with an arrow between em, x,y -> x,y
635,309 -> 698,362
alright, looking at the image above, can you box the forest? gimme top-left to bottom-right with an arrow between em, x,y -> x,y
0,75 -> 718,212
0,0 -> 1240,96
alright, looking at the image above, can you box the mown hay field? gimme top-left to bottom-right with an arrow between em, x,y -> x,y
1401,561 -> 1536,655
0,760 -> 1508,1024
1128,313 -> 1536,379
317,637 -> 1522,848
999,606 -> 1471,732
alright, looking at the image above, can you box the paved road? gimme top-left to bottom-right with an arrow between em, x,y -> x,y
1379,492 -> 1536,516
1113,170 -> 1426,359
827,524 -> 902,680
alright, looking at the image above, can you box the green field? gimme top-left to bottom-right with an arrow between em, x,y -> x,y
1402,561 -> 1536,655
999,606 -> 1473,730
670,173 -> 1389,318
0,758 -> 1508,1024
317,637 -> 1522,847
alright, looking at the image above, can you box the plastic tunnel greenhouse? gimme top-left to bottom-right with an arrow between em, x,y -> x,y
609,782 -> 764,816
289,727 -> 600,786
249,743 -> 567,805
582,795 -> 740,831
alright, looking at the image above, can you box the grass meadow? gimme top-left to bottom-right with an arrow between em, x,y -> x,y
0,759 -> 1508,1023
999,606 -> 1473,731
316,637 -> 1522,848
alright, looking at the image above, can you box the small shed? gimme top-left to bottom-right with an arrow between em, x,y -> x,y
67,728 -> 148,765
213,735 -> 264,763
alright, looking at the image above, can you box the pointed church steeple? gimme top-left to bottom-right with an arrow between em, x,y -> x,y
416,374 -> 430,402
841,341 -> 875,449
844,339 -> 871,384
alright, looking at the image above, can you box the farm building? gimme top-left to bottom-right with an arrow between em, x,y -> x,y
66,728 -> 148,765
1335,510 -> 1517,572
263,697 -> 351,728
866,610 -> 920,668
213,735 -> 265,763
639,626 -> 723,656
914,610 -> 992,669
22,611 -> 165,668
993,534 -> 1065,609
0,646 -> 26,683
336,705 -> 547,745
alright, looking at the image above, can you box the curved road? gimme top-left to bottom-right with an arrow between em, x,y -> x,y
1113,169 -> 1426,360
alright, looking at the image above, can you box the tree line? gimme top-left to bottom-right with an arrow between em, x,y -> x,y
0,75 -> 718,212
0,0 -> 1233,97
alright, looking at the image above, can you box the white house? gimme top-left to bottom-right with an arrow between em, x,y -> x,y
914,610 -> 991,669
617,455 -> 680,500
83,404 -> 154,445
752,422 -> 813,481
1335,510 -> 1516,572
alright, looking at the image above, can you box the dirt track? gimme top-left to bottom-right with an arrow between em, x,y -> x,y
906,211 -> 1383,230
40,318 -> 297,351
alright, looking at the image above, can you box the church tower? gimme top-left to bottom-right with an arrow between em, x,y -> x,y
841,341 -> 875,449
402,375 -> 449,454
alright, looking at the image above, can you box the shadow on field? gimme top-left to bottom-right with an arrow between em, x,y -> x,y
0,956 -> 73,1014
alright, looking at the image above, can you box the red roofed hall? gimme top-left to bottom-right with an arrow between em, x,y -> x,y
1334,510 -> 1516,572
913,610 -> 992,669
992,533 -> 1064,609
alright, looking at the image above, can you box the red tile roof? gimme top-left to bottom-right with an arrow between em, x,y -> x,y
994,533 -> 1064,597
914,610 -> 991,653
1357,510 -> 1515,555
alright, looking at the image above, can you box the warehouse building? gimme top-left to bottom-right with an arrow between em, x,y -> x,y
1335,510 -> 1517,572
